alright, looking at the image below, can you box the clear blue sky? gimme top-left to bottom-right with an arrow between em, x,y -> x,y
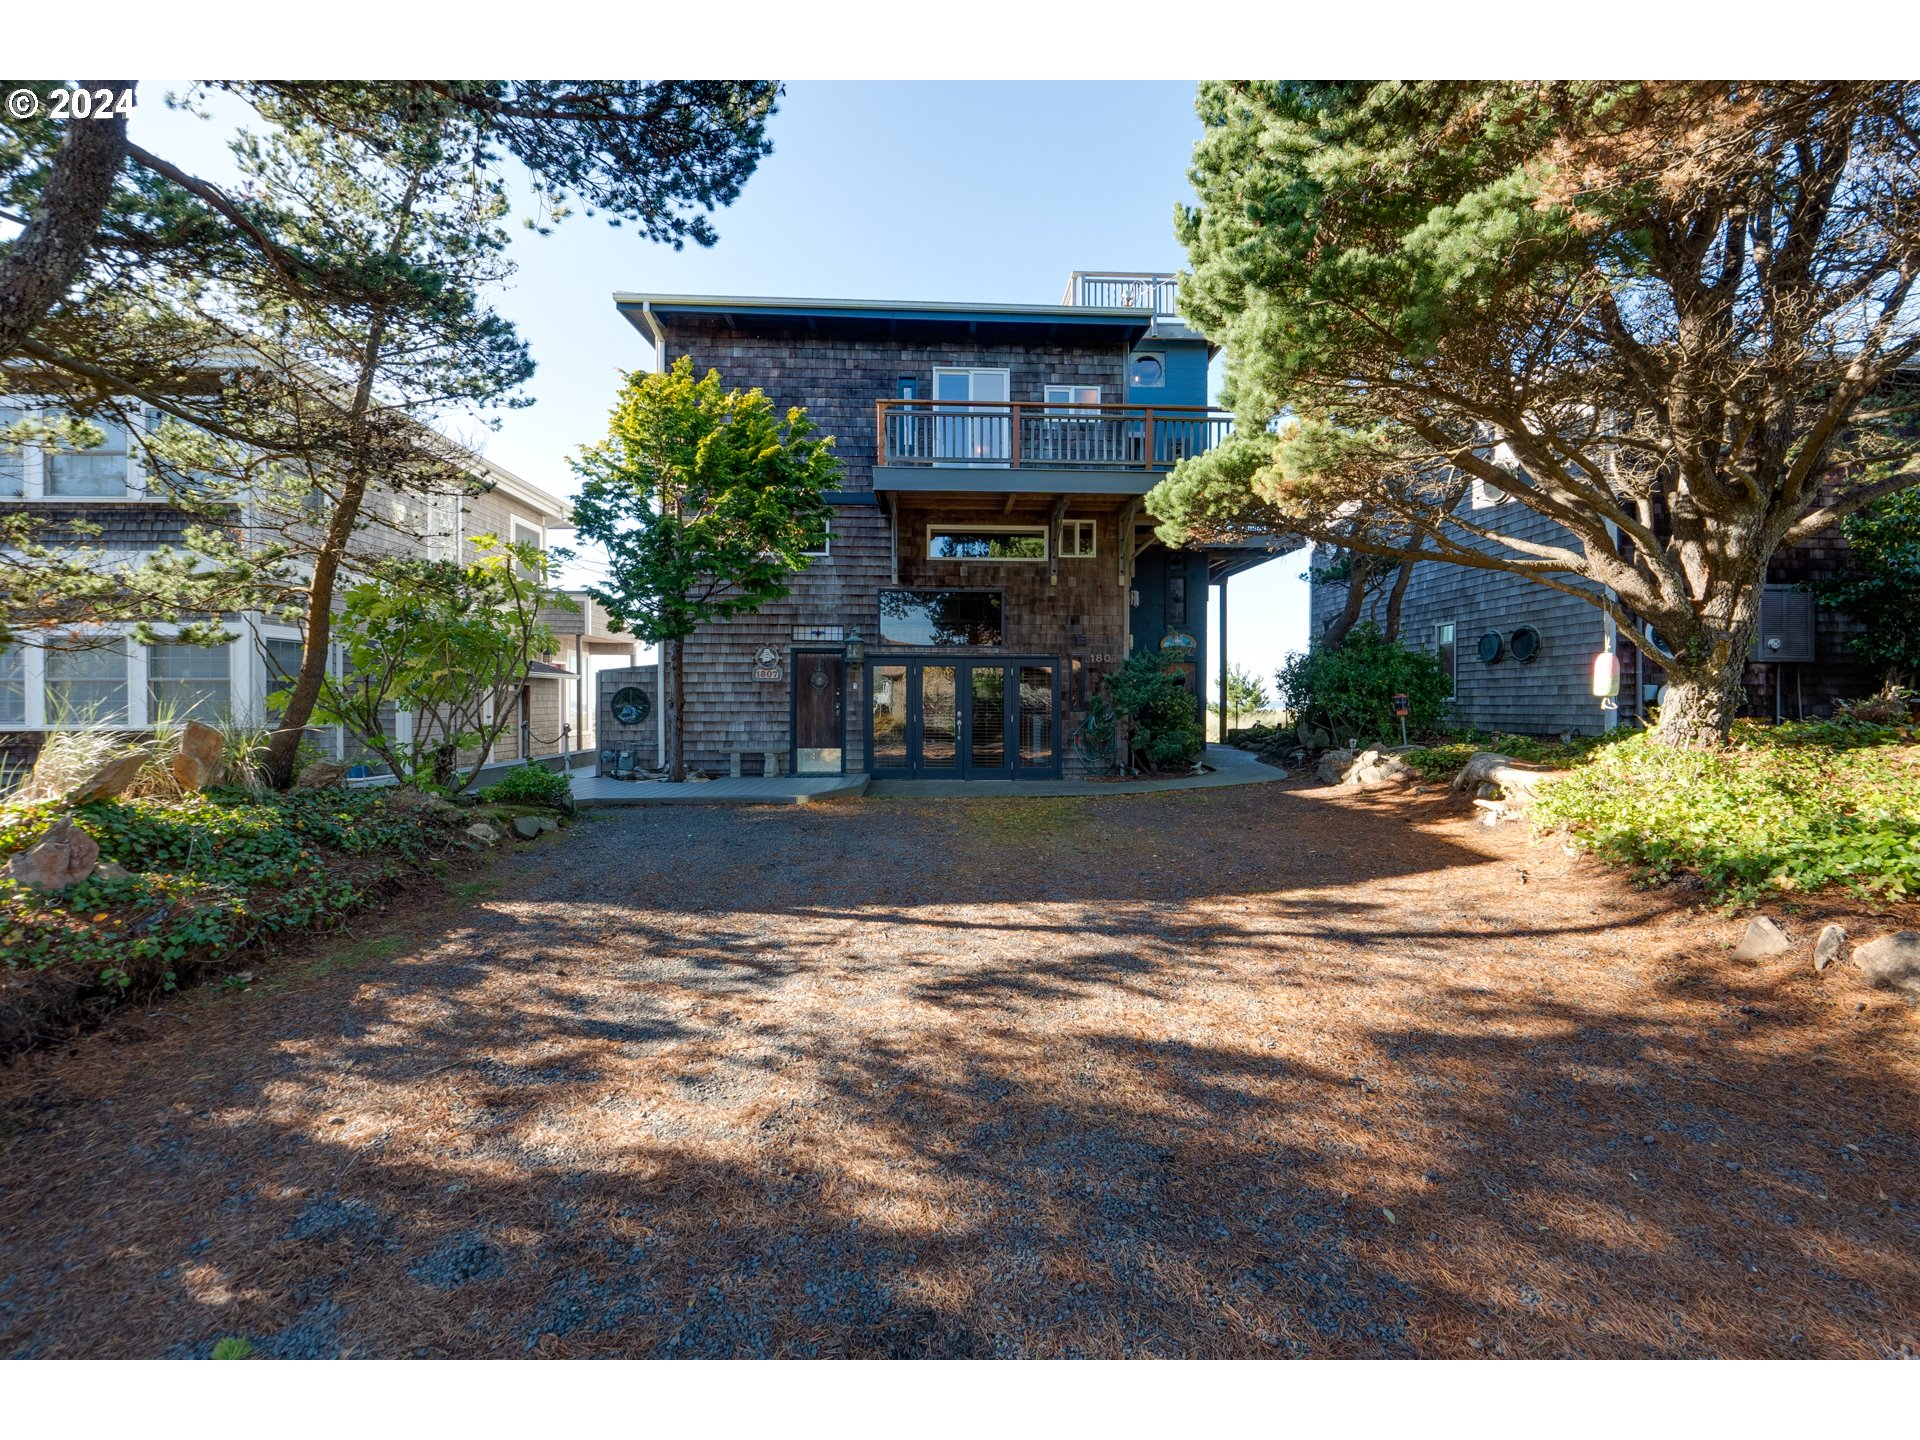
130,80 -> 1311,699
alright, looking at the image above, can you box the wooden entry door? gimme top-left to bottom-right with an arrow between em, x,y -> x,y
792,650 -> 845,775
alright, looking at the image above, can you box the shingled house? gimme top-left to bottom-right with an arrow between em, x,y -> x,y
0,389 -> 628,784
1307,482 -> 1878,739
611,273 -> 1296,781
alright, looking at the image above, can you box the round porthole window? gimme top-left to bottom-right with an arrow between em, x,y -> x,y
1129,353 -> 1165,387
1477,631 -> 1505,664
1510,625 -> 1542,664
610,686 -> 651,726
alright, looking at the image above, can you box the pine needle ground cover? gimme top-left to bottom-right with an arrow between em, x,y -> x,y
2,785 -> 1913,1358
0,788 -> 469,1057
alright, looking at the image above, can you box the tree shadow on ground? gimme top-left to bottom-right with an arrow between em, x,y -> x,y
0,785 -> 1915,1357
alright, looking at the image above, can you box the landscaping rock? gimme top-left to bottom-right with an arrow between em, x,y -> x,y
1813,924 -> 1848,972
1341,748 -> 1415,788
293,759 -> 351,791
92,860 -> 132,883
1853,932 -> 1920,997
386,788 -> 464,825
170,721 -> 225,792
7,819 -> 100,892
54,748 -> 152,805
1733,915 -> 1793,961
465,822 -> 501,845
1316,748 -> 1356,785
512,815 -> 545,840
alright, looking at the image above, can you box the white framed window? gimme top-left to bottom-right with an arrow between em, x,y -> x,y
801,517 -> 831,558
1045,384 -> 1101,408
44,413 -> 130,498
510,516 -> 545,579
927,524 -> 1047,562
1059,519 -> 1096,558
0,644 -> 24,725
147,639 -> 232,723
1436,622 -> 1457,689
46,639 -> 129,725
0,403 -> 27,498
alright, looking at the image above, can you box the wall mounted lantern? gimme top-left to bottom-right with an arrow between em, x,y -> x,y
843,628 -> 866,668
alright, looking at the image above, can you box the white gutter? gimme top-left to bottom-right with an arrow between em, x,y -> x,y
643,300 -> 668,768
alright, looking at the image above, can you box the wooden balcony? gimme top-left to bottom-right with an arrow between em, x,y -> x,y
875,399 -> 1232,473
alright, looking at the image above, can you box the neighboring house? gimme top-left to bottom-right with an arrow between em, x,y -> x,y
611,272 -> 1297,780
1308,477 -> 1877,738
0,388 -> 608,784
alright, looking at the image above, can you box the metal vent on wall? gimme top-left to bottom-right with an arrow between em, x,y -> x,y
1749,585 -> 1816,664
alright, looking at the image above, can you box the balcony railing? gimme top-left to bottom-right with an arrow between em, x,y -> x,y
876,399 -> 1232,472
1061,270 -> 1181,317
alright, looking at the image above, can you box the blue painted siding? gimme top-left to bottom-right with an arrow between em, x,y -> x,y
1128,339 -> 1210,407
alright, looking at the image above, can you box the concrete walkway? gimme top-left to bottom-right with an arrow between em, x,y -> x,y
572,745 -> 1286,807
863,743 -> 1288,799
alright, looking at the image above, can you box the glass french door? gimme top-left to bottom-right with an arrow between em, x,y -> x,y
933,367 -> 1010,464
867,658 -> 1058,779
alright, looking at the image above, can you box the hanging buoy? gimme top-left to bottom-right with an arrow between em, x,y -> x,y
1592,650 -> 1621,698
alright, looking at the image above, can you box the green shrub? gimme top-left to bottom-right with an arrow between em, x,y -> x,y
1089,653 -> 1206,773
211,1337 -> 256,1360
1277,623 -> 1452,748
477,763 -> 572,808
1534,720 -> 1920,903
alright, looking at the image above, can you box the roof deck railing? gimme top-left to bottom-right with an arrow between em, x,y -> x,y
877,398 -> 1230,472
1061,271 -> 1181,317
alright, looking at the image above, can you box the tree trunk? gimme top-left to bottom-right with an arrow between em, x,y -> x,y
666,637 -> 686,782
1382,558 -> 1414,642
0,83 -> 131,361
1322,554 -> 1377,649
1653,660 -> 1751,748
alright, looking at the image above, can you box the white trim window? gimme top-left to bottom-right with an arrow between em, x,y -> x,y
0,643 -> 24,725
927,524 -> 1047,562
147,639 -> 232,723
1044,384 -> 1101,407
801,516 -> 831,559
1436,622 -> 1457,690
0,403 -> 26,498
46,639 -> 129,725
1059,519 -> 1097,558
510,516 -> 545,579
44,413 -> 131,498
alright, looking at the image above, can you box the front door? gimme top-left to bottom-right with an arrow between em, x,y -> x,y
792,650 -> 844,775
867,658 -> 1060,779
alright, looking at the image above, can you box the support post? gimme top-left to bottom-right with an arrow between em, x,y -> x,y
1217,574 -> 1229,743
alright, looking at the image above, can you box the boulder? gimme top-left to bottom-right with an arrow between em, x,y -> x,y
386,788 -> 464,825
1813,924 -> 1848,972
1854,932 -> 1920,997
170,720 -> 226,792
1316,748 -> 1357,785
93,860 -> 133,883
293,759 -> 350,791
7,819 -> 100,892
49,747 -> 151,805
511,815 -> 545,840
1733,915 -> 1792,961
464,821 -> 500,845
1342,748 -> 1415,789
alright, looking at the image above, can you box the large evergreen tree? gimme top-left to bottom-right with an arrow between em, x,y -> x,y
1153,82 -> 1920,747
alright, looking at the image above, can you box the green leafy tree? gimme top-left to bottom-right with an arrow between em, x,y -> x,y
1083,652 -> 1206,775
1277,622 -> 1452,747
1811,487 -> 1920,686
287,537 -> 570,793
1212,663 -> 1271,734
1154,81 -> 1920,749
568,359 -> 838,781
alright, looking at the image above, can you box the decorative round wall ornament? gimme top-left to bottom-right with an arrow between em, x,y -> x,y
610,686 -> 651,726
755,645 -> 780,667
810,664 -> 830,689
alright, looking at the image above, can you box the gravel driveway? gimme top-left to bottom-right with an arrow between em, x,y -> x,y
2,781 -> 1916,1357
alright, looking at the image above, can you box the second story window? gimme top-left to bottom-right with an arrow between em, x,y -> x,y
928,525 -> 1046,562
0,404 -> 26,498
45,414 -> 130,498
932,367 -> 1010,464
510,517 -> 545,579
